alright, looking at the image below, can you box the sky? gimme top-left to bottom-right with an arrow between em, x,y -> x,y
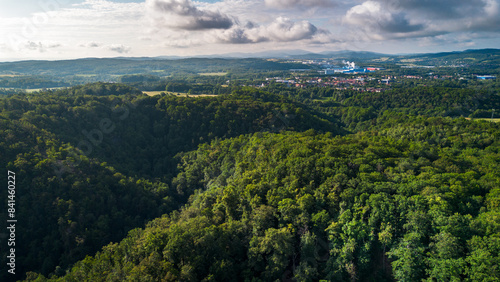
0,0 -> 499,61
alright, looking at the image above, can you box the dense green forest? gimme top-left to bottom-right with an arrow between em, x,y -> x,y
0,83 -> 340,281
0,76 -> 499,281
260,82 -> 500,132
24,118 -> 500,281
0,76 -> 70,89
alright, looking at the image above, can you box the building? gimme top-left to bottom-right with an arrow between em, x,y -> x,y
477,75 -> 496,80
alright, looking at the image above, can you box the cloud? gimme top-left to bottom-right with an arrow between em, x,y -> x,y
466,0 -> 500,32
213,17 -> 324,44
80,41 -> 103,48
344,1 -> 425,39
78,41 -> 133,54
259,17 -> 321,42
108,44 -> 131,53
145,0 -> 325,45
24,41 -> 62,52
79,42 -> 131,54
264,0 -> 335,9
147,0 -> 234,30
365,0 -> 500,33
25,41 -> 43,51
214,27 -> 254,44
379,0 -> 490,19
418,34 -> 479,48
340,0 -> 500,43
0,43 -> 12,53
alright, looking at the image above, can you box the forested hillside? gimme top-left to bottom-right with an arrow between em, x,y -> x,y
0,79 -> 499,281
261,82 -> 500,132
0,58 -> 307,81
0,83 -> 341,281
0,117 -> 172,278
2,84 -> 340,179
29,118 -> 500,281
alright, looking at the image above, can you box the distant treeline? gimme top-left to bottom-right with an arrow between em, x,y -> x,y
0,76 -> 70,89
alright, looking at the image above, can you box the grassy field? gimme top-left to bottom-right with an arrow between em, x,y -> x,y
143,91 -> 218,97
198,72 -> 227,76
467,118 -> 500,123
25,87 -> 66,93
373,57 -> 391,62
478,118 -> 500,122
0,87 -> 66,93
400,59 -> 421,63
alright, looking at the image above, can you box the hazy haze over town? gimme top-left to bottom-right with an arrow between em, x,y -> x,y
1,0 -> 500,61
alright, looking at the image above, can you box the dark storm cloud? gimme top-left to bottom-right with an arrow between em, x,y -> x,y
378,13 -> 424,33
149,0 -> 233,30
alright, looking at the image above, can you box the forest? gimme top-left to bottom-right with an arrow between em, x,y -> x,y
0,72 -> 499,281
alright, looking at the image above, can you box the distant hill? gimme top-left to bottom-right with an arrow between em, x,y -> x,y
290,50 -> 390,60
379,48 -> 500,68
0,58 -> 307,77
0,49 -> 498,81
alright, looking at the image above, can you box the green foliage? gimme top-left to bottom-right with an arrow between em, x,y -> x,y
0,78 -> 499,281
36,118 -> 500,281
0,118 -> 172,281
0,76 -> 69,89
341,87 -> 500,118
0,84 -> 343,281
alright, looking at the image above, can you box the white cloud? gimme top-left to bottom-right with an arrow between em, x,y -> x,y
344,1 -> 425,40
108,44 -> 131,53
23,41 -> 62,52
211,17 -> 323,44
78,41 -> 132,54
264,0 -> 335,9
250,17 -> 322,42
80,41 -> 103,48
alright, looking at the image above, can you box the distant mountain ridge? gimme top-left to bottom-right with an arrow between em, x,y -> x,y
119,49 -> 500,60
0,48 -> 498,77
151,49 -> 389,59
